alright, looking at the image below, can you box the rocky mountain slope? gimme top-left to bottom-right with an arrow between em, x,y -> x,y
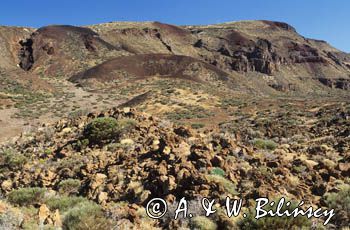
2,21 -> 348,136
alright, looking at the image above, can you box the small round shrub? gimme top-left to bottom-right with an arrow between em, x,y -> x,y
63,201 -> 111,230
83,117 -> 119,144
83,117 -> 136,145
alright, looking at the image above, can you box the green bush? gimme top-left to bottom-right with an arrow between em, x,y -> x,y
63,201 -> 111,230
210,167 -> 225,177
58,179 -> 81,195
83,117 -> 136,145
8,187 -> 46,206
324,184 -> 350,227
0,148 -> 28,170
238,199 -> 312,229
45,196 -> 86,212
252,138 -> 277,151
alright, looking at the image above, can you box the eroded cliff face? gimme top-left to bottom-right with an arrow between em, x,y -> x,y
191,30 -> 283,75
18,38 -> 34,70
188,21 -> 348,78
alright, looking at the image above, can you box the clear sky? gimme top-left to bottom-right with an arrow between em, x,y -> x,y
1,0 -> 349,52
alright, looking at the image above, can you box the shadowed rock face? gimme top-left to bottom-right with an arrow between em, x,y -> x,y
190,29 -> 282,74
318,78 -> 350,90
18,38 -> 34,70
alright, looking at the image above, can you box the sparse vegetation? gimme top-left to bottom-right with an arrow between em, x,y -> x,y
191,123 -> 205,129
166,106 -> 214,121
68,109 -> 88,119
0,201 -> 23,229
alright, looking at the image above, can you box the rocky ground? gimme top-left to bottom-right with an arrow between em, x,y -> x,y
0,107 -> 349,229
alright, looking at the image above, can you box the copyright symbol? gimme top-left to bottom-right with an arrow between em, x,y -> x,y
146,198 -> 168,219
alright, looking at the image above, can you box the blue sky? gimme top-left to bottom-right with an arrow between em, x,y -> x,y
1,0 -> 349,52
